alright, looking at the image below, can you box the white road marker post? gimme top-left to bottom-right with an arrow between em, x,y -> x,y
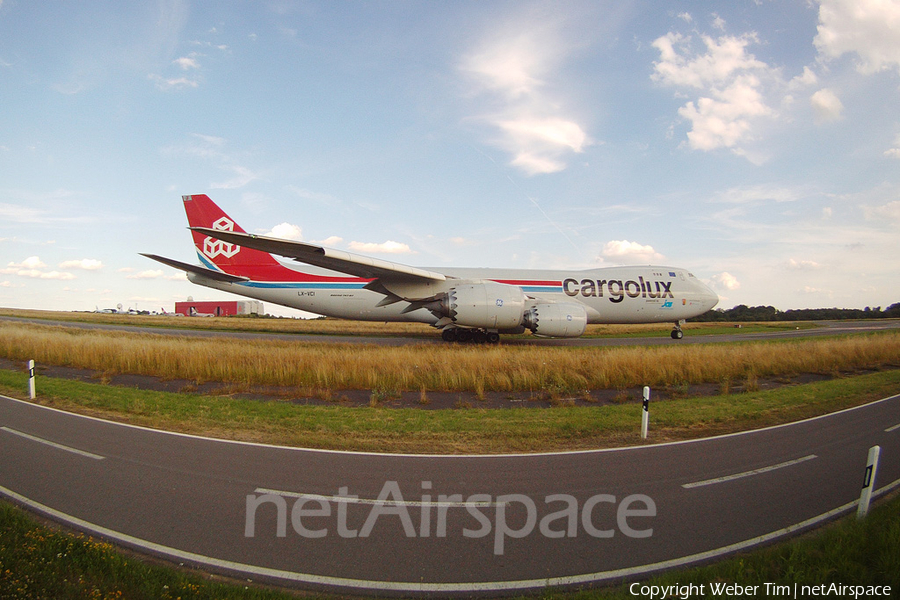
857,445 -> 880,519
27,359 -> 36,400
641,386 -> 650,440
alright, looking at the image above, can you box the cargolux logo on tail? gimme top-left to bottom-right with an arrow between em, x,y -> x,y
203,217 -> 240,260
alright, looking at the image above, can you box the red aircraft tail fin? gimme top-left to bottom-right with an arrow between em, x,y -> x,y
182,194 -> 292,280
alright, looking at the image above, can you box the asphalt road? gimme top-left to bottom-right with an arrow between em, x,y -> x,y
2,315 -> 899,346
1,392 -> 898,595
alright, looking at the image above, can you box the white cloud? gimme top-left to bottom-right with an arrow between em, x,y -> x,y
801,286 -> 831,296
0,193 -> 91,225
711,272 -> 741,291
285,186 -> 339,204
126,270 -> 165,279
59,258 -> 103,271
173,56 -> 200,70
7,256 -> 47,270
599,240 -> 665,264
1,256 -> 83,280
651,31 -> 776,159
789,66 -> 818,88
163,134 -> 258,190
863,200 -> 900,222
193,133 -> 226,147
711,184 -> 808,205
264,222 -> 303,241
313,236 -> 343,247
885,134 -> 900,158
810,88 -> 843,123
348,240 -> 413,255
711,14 -> 726,32
0,204 -> 47,223
509,152 -> 566,176
815,0 -> 900,74
497,117 -> 588,154
786,258 -> 821,270
677,75 -> 771,151
17,270 -> 76,280
149,74 -> 199,90
459,17 -> 591,175
461,39 -> 545,98
211,166 -> 259,189
652,31 -> 776,157
652,32 -> 767,89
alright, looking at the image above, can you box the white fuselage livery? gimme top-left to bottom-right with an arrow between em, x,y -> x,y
187,261 -> 717,326
145,194 -> 719,342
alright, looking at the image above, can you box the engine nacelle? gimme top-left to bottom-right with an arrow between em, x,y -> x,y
523,302 -> 587,338
443,282 -> 526,329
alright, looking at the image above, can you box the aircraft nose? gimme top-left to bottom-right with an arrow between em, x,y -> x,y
698,280 -> 719,311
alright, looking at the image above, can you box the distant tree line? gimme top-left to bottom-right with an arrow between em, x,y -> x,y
692,302 -> 900,322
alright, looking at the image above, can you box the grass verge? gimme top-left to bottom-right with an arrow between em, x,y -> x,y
0,501 -> 301,600
2,492 -> 897,599
2,321 -> 898,394
1,368 -> 898,454
0,307 -> 818,338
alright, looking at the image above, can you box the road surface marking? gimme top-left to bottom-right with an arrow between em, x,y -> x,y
1,426 -> 105,460
3,477 -> 900,593
3,392 -> 898,458
682,454 -> 817,489
255,487 -> 501,507
886,423 -> 900,433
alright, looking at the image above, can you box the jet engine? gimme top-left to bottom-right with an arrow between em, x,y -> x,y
523,301 -> 587,338
441,282 -> 527,329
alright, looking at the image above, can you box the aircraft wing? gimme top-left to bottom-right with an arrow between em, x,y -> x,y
140,253 -> 250,283
189,227 -> 447,283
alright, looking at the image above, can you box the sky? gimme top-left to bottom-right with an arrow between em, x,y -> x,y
2,0 -> 899,316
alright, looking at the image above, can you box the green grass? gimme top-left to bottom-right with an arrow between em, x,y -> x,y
0,502 -> 303,600
2,492 -> 897,599
540,492 -> 900,599
1,367 -> 898,454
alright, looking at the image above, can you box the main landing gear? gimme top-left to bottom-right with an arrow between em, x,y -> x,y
441,327 -> 501,344
671,320 -> 685,340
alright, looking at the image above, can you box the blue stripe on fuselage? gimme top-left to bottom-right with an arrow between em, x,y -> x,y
239,281 -> 366,290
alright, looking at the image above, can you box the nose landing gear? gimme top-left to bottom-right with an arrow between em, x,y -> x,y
671,320 -> 685,340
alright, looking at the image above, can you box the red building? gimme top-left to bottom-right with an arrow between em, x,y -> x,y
174,300 -> 262,317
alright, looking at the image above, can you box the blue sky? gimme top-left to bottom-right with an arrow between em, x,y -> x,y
2,1 -> 899,315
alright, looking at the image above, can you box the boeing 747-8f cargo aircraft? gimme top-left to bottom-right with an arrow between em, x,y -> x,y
143,195 -> 718,343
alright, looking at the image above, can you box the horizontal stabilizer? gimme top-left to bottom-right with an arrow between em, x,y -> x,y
189,227 -> 446,283
140,253 -> 249,284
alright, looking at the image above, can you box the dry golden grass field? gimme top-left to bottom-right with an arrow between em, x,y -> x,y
1,316 -> 898,394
